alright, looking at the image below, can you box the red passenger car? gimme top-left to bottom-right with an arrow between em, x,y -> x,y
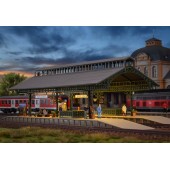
0,95 -> 70,114
126,89 -> 170,112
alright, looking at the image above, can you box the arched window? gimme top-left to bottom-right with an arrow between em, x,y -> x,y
144,66 -> 148,76
152,66 -> 157,78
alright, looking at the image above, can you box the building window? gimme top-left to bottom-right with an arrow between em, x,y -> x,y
144,66 -> 148,76
152,66 -> 157,78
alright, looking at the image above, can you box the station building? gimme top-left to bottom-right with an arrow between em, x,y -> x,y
11,37 -> 170,114
131,37 -> 170,89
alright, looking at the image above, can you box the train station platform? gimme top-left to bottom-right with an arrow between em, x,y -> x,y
1,116 -> 154,130
97,118 -> 154,130
134,116 -> 170,124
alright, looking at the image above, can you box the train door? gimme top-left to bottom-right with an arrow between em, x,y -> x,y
11,100 -> 15,108
35,99 -> 40,108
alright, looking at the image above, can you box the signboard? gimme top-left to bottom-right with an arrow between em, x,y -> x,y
75,94 -> 88,98
35,95 -> 48,99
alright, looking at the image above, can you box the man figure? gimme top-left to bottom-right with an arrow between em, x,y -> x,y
97,104 -> 102,118
122,104 -> 127,116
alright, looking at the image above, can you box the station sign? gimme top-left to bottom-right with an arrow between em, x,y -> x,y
75,94 -> 88,98
35,95 -> 48,99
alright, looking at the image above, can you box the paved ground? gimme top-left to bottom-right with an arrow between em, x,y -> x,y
134,116 -> 170,124
97,118 -> 154,130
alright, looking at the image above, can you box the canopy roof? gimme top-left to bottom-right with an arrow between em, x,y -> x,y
11,66 -> 159,93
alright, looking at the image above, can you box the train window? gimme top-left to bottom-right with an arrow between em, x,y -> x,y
49,99 -> 53,105
136,102 -> 140,107
36,100 -> 39,105
23,100 -> 26,103
45,99 -> 48,105
2,100 -> 4,104
31,100 -> 35,104
40,99 -> 45,104
155,102 -> 160,106
8,100 -> 11,104
16,100 -> 18,104
143,102 -> 146,107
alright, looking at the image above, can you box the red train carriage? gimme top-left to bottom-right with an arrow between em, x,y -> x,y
126,90 -> 170,112
0,95 -> 70,114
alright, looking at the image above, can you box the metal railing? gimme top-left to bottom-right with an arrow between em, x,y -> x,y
59,110 -> 85,118
2,116 -> 114,128
102,108 -> 122,116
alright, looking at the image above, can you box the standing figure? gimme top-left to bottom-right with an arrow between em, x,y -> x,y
97,104 -> 102,118
162,102 -> 168,113
84,105 -> 88,119
122,104 -> 127,116
43,108 -> 48,116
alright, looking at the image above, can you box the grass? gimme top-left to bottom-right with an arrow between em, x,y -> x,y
0,127 -> 168,143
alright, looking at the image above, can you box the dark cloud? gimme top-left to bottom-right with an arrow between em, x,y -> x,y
9,26 -> 75,54
165,41 -> 170,47
19,56 -> 59,65
102,44 -> 130,55
0,33 -> 7,47
28,46 -> 61,54
7,51 -> 23,55
89,26 -> 128,37
1,26 -> 170,75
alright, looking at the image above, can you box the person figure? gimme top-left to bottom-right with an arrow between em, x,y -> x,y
122,104 -> 127,116
43,108 -> 48,116
97,104 -> 102,118
84,105 -> 88,119
59,105 -> 62,112
162,102 -> 168,113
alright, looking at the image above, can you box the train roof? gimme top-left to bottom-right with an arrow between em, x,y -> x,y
0,96 -> 28,99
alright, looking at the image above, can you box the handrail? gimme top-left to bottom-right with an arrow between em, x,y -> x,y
2,116 -> 113,128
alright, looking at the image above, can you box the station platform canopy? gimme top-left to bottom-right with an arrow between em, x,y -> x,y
11,66 -> 159,94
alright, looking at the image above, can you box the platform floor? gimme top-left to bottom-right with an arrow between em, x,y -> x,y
134,116 -> 170,124
97,118 -> 154,130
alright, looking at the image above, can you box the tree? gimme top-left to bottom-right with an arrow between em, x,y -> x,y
0,73 -> 27,96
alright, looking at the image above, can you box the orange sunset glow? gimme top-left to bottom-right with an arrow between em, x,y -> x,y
0,71 -> 34,78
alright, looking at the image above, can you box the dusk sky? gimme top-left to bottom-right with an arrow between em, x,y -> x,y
1,26 -> 170,77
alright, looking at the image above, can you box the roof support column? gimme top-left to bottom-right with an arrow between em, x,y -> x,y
28,93 -> 32,116
55,92 -> 59,117
88,89 -> 92,119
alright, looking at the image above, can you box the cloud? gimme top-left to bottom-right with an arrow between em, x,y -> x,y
7,51 -> 23,55
9,26 -> 75,54
0,33 -> 7,47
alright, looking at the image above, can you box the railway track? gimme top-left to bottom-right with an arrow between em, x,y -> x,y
0,119 -> 170,141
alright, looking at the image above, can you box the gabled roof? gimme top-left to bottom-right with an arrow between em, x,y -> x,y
11,66 -> 159,92
11,68 -> 122,90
